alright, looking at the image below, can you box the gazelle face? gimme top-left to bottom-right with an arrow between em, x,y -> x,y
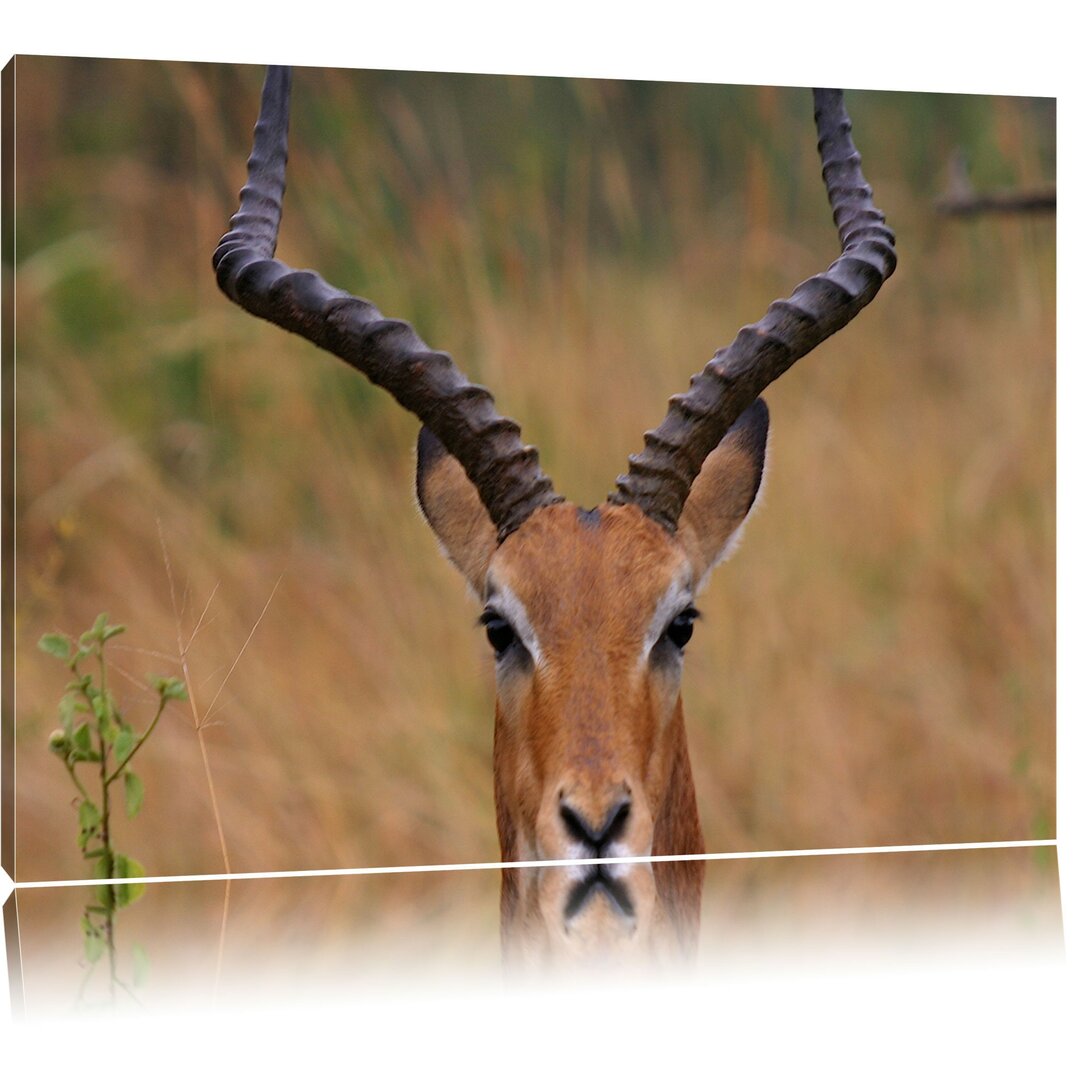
485,502 -> 692,867
417,400 -> 770,961
485,504 -> 697,966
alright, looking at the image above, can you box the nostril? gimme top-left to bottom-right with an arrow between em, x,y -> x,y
559,802 -> 593,847
605,799 -> 631,845
559,795 -> 632,851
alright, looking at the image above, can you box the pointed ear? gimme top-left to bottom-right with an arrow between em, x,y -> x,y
677,398 -> 769,589
415,426 -> 498,597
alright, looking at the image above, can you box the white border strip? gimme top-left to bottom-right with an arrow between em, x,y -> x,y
10,839 -> 1057,891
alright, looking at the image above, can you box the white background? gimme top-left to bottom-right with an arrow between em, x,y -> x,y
2,3 -> 1076,1073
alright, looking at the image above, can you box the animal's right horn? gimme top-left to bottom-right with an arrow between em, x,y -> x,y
610,88 -> 897,532
213,66 -> 562,542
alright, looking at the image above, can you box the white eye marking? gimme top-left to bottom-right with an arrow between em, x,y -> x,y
640,575 -> 695,666
485,582 -> 545,668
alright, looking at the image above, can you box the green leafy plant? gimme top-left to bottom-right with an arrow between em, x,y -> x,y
40,612 -> 185,1000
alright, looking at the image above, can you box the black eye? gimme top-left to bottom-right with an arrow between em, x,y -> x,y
664,607 -> 698,650
480,610 -> 517,658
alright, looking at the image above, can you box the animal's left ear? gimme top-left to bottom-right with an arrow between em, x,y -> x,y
677,398 -> 769,588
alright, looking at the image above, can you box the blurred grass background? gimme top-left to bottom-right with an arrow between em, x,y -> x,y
12,57 -> 1055,883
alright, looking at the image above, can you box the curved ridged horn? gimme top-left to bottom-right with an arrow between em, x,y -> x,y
609,88 -> 897,532
213,66 -> 561,542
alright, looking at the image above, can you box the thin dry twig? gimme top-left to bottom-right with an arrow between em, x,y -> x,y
937,188 -> 1056,216
937,149 -> 1055,217
104,656 -> 188,722
201,576 -> 282,727
109,643 -> 180,665
184,582 -> 220,659
157,520 -> 232,997
155,519 -> 282,1001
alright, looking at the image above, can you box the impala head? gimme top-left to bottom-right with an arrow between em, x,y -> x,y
214,67 -> 895,964
416,405 -> 767,862
418,412 -> 768,965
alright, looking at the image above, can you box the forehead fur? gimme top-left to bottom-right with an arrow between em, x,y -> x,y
488,502 -> 690,642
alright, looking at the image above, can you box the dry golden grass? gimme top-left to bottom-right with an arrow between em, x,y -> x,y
12,59 -> 1054,888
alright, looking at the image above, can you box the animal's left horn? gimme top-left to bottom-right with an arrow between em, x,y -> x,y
609,88 -> 897,532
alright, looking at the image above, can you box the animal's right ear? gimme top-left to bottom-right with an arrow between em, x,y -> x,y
416,426 -> 499,597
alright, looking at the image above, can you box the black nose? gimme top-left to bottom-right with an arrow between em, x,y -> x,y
559,795 -> 631,853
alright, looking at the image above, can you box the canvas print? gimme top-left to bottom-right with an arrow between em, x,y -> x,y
2,56 -> 1057,998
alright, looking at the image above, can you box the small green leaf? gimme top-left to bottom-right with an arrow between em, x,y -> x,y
115,882 -> 144,908
38,633 -> 71,660
114,727 -> 135,764
71,722 -> 92,756
124,771 -> 144,817
48,729 -> 69,755
83,927 -> 105,965
132,943 -> 150,988
114,852 -> 146,878
102,623 -> 126,642
92,859 -> 145,907
90,612 -> 109,640
111,853 -> 147,908
93,862 -> 112,908
58,693 -> 80,735
151,675 -> 187,702
78,800 -> 101,832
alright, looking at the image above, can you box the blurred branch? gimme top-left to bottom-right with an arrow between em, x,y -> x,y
937,149 -> 1055,217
